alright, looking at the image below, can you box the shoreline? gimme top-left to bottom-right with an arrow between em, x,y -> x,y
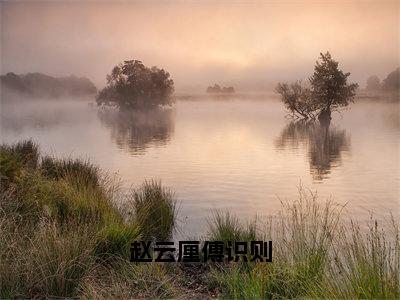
1,139 -> 398,298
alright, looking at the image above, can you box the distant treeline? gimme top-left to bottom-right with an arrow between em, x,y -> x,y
365,67 -> 399,91
206,84 -> 235,94
0,72 -> 97,98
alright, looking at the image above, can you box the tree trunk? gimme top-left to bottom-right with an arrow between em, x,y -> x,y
318,108 -> 331,127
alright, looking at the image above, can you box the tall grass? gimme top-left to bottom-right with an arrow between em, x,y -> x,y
0,140 -> 177,298
41,155 -> 101,188
81,261 -> 176,298
207,188 -> 400,299
208,211 -> 257,243
0,139 -> 39,186
322,216 -> 400,298
130,179 -> 177,241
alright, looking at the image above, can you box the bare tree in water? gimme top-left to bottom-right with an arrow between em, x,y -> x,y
276,52 -> 358,125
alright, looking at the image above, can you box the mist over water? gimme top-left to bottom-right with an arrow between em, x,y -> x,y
1,2 -> 400,298
1,96 -> 398,238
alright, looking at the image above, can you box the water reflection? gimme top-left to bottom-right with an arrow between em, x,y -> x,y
382,106 -> 400,130
276,121 -> 350,181
97,108 -> 175,155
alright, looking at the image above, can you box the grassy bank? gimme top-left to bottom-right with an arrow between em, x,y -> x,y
0,140 -> 177,298
0,140 -> 398,299
207,190 -> 399,299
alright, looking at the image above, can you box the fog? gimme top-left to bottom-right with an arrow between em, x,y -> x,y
1,0 -> 399,92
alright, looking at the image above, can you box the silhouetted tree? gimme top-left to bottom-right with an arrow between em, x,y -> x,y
310,52 -> 358,123
275,81 -> 316,119
96,60 -> 174,109
276,52 -> 358,124
0,72 -> 27,93
382,67 -> 399,91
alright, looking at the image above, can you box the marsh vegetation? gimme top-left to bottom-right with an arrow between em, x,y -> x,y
1,140 -> 398,298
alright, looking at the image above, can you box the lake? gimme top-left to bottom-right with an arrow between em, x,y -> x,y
1,96 -> 399,238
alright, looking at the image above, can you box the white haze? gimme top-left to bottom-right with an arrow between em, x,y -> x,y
1,0 -> 399,92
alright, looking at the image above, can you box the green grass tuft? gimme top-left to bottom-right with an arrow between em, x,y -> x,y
41,155 -> 101,188
130,179 -> 177,241
208,211 -> 257,243
94,222 -> 141,259
0,139 -> 39,186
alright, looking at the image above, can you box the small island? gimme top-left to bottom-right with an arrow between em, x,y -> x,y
206,84 -> 235,94
96,60 -> 174,110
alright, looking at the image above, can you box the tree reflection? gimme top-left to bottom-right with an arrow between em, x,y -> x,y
97,108 -> 175,155
276,121 -> 350,181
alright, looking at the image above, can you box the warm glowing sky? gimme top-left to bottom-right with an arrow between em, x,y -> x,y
1,1 -> 399,91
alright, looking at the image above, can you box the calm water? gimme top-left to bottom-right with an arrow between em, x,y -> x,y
1,96 -> 399,238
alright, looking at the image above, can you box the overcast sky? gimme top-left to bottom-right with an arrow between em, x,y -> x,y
1,0 -> 399,91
